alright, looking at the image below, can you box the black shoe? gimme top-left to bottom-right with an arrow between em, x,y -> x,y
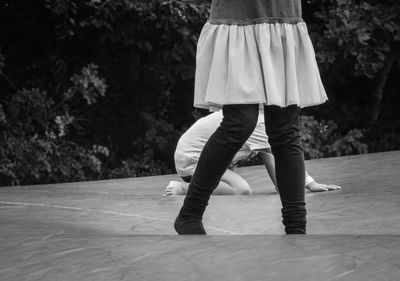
174,214 -> 207,235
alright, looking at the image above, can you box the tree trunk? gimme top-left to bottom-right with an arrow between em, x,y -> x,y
368,55 -> 396,124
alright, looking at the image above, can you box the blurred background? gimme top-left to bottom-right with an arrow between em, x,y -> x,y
0,0 -> 399,187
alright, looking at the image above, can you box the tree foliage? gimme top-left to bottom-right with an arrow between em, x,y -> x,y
307,0 -> 400,127
0,0 -> 399,186
0,65 -> 108,185
300,116 -> 368,159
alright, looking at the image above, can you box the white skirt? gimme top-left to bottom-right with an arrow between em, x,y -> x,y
194,21 -> 328,110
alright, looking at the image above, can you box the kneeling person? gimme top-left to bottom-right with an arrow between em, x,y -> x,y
165,111 -> 340,196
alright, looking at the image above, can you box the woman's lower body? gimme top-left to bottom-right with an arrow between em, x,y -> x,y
176,19 -> 327,235
174,103 -> 306,234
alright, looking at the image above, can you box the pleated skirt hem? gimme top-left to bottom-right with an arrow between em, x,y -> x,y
194,21 -> 328,111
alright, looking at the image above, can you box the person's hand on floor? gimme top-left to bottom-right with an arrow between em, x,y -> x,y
306,181 -> 341,192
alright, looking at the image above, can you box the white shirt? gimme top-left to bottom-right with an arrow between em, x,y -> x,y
174,111 -> 270,177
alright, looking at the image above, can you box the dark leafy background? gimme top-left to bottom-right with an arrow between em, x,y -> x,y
0,0 -> 399,186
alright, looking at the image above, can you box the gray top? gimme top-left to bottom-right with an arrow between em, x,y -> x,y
209,0 -> 303,25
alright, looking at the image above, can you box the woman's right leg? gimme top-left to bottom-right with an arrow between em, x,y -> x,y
174,104 -> 259,234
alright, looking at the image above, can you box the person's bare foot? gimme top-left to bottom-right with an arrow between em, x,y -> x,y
306,181 -> 341,192
164,181 -> 187,195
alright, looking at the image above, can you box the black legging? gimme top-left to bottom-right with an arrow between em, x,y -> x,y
175,104 -> 306,234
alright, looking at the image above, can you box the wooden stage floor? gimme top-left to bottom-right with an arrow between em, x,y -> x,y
1,151 -> 399,280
